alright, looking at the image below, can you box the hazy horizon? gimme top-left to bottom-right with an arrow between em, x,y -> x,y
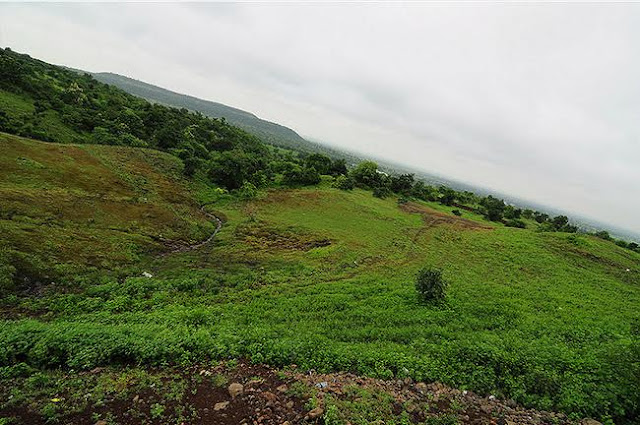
2,3 -> 639,234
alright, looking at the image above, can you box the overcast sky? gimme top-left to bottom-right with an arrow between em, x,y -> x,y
1,3 -> 639,234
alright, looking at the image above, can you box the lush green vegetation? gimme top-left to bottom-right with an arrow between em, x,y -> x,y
90,72 -> 312,152
1,162 -> 639,421
1,48 -> 639,424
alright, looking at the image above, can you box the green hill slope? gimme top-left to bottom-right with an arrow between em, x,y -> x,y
1,170 -> 639,421
1,48 -> 639,424
91,71 -> 311,150
0,132 -> 214,286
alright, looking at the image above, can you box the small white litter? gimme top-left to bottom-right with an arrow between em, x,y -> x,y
142,271 -> 153,278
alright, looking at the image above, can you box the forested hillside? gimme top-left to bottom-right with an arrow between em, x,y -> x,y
91,72 -> 310,151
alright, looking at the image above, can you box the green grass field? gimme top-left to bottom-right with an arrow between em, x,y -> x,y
1,136 -> 639,422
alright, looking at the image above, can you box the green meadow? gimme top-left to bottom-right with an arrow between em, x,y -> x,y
1,135 -> 639,422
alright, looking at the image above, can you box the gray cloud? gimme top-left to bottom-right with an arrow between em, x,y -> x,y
1,3 -> 639,233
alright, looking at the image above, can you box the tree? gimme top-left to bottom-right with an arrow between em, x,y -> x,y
438,186 -> 456,206
534,212 -> 549,223
330,158 -> 348,176
504,205 -> 522,219
208,150 -> 267,190
551,215 -> 569,230
628,242 -> 639,252
390,174 -> 415,195
505,219 -> 526,228
350,161 -> 381,188
283,165 -> 321,186
411,181 -> 436,201
616,240 -> 629,249
333,175 -> 354,190
373,185 -> 392,199
415,267 -> 447,304
304,153 -> 332,175
594,230 -> 612,241
480,196 -> 505,222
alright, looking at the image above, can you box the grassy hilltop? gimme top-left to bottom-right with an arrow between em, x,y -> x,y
0,48 -> 639,424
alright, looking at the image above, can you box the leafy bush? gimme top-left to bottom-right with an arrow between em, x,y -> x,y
505,219 -> 526,228
415,267 -> 447,304
333,175 -> 354,191
451,209 -> 462,217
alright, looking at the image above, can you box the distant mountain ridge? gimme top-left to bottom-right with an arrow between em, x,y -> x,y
91,72 -> 310,151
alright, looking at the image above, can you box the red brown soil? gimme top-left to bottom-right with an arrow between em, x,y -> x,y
400,202 -> 493,231
0,360 -> 596,425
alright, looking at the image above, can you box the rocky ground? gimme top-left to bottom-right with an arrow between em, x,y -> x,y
0,360 -> 603,425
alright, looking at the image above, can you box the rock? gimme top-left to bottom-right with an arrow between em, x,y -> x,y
94,421 -> 108,425
214,401 -> 230,411
228,382 -> 244,399
315,381 -> 328,389
276,384 -> 288,393
262,391 -> 277,403
132,395 -> 140,403
415,382 -> 427,393
286,401 -> 294,409
581,420 -> 602,425
307,406 -> 324,419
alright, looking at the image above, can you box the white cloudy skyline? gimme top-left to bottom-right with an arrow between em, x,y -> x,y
1,3 -> 639,234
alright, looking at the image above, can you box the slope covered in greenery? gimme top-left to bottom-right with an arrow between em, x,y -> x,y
1,165 -> 639,421
91,72 -> 310,151
0,48 -> 639,424
0,132 -> 214,287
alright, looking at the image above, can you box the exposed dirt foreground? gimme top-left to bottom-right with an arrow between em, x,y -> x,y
0,360 -> 600,425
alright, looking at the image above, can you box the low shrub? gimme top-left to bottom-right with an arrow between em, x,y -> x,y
415,267 -> 447,304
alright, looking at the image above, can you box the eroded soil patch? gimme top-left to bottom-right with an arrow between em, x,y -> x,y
400,202 -> 492,231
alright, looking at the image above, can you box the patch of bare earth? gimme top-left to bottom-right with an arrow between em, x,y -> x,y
1,361 -> 601,425
236,221 -> 331,252
400,202 -> 492,231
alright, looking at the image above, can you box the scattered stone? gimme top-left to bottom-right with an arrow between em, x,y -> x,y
415,382 -> 427,393
132,395 -> 140,403
307,406 -> 324,419
263,391 -> 277,403
214,401 -> 230,411
276,384 -> 288,393
315,381 -> 328,389
581,420 -> 602,425
229,382 -> 244,399
94,421 -> 108,425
